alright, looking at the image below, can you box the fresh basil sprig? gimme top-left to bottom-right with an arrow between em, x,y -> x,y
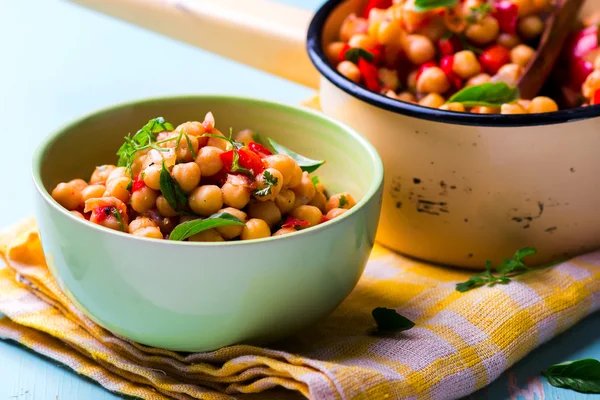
254,170 -> 279,197
414,0 -> 458,12
368,307 -> 415,335
344,48 -> 374,64
116,117 -> 174,174
542,359 -> 600,394
447,82 -> 520,108
169,212 -> 244,241
265,137 -> 325,173
159,161 -> 188,212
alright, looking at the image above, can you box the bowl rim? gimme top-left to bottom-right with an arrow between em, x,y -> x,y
306,0 -> 600,127
31,94 -> 384,247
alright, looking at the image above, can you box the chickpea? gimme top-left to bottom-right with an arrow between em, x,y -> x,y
326,41 -> 346,65
131,153 -> 148,177
419,93 -> 446,108
173,133 -> 199,162
510,44 -> 535,68
595,54 -> 600,71
132,226 -> 163,240
235,129 -> 255,145
368,7 -> 386,26
288,163 -> 303,188
106,167 -> 130,183
206,129 -> 229,151
416,67 -> 450,94
89,165 -> 116,185
397,91 -> 417,103
128,216 -> 158,234
215,207 -> 247,239
70,210 -> 85,219
254,168 -> 284,202
291,171 -> 316,208
176,121 -> 207,145
171,162 -> 201,193
439,102 -> 466,112
264,154 -> 297,186
416,15 -> 446,42
144,148 -> 176,170
130,186 -> 159,214
348,34 -> 377,49
188,229 -> 224,242
156,195 -> 179,217
385,90 -> 398,99
308,191 -> 327,213
103,177 -> 131,204
527,97 -> 558,113
142,163 -> 161,190
222,182 -> 251,209
69,179 -> 88,192
248,201 -> 282,228
325,208 -> 348,220
337,61 -> 361,83
326,193 -> 356,212
378,68 -> 400,91
452,50 -> 481,79
81,184 -> 106,203
471,106 -> 499,114
582,70 -> 600,99
401,2 -> 429,33
466,73 -> 491,87
195,146 -> 224,177
291,205 -> 322,228
377,19 -> 404,46
497,33 -> 521,49
533,0 -> 552,12
511,0 -> 535,17
517,99 -> 531,110
273,227 -> 297,237
241,219 -> 271,241
465,15 -> 500,45
275,189 -> 296,215
339,14 -> 368,42
403,34 -> 436,65
491,63 -> 522,87
189,185 -> 223,216
407,70 -> 419,92
501,103 -> 526,114
518,16 -> 544,41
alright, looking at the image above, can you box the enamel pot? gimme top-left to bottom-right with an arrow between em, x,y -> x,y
70,0 -> 600,268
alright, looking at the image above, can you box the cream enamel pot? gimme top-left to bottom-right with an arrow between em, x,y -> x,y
71,0 -> 600,268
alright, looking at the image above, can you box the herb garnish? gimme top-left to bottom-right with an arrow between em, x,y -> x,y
231,150 -> 254,178
175,128 -> 197,160
344,47 -> 375,64
368,307 -> 415,335
264,137 -> 325,173
456,248 -> 561,292
466,3 -> 492,23
447,82 -> 520,108
254,170 -> 279,197
339,194 -> 348,208
414,0 -> 458,12
112,208 -> 125,232
159,161 -> 188,212
203,128 -> 244,150
542,359 -> 600,394
169,212 -> 244,241
311,176 -> 320,190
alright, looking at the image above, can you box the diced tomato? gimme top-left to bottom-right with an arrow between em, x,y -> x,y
238,148 -> 265,174
592,90 -> 600,105
358,58 -> 382,92
338,43 -> 352,62
479,45 -> 511,75
493,1 -> 518,34
369,45 -> 384,66
438,35 -> 462,56
571,58 -> 595,90
440,55 -> 463,89
320,215 -> 331,224
362,0 -> 393,18
563,26 -> 600,90
248,142 -> 272,157
281,217 -> 310,229
94,206 -> 113,223
220,150 -> 234,171
131,173 -> 146,193
415,61 -> 438,81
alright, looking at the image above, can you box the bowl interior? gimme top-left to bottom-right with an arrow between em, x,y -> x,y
34,95 -> 382,217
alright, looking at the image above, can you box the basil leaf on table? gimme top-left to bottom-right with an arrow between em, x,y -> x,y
414,0 -> 458,12
542,359 -> 600,394
447,82 -> 520,108
159,162 -> 187,211
344,48 -> 375,64
368,307 -> 415,335
169,212 -> 245,241
265,137 -> 325,173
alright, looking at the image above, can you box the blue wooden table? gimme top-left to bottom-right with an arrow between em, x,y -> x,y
0,0 -> 598,398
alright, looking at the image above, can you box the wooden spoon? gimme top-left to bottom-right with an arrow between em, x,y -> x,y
518,0 -> 586,100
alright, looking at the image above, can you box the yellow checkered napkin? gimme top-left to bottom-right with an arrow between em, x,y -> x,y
1,217 -> 599,400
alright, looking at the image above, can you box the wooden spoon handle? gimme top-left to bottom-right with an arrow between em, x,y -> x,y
518,0 -> 586,100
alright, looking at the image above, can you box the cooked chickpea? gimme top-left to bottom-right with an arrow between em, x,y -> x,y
81,184 -> 105,202
385,90 -> 398,99
518,15 -> 544,40
128,216 -> 158,234
275,189 -> 296,215
132,226 -> 163,239
510,44 -> 535,68
309,191 -> 327,213
195,146 -> 224,177
288,164 -> 303,189
416,15 -> 446,42
379,68 -> 400,91
248,201 -> 282,228
206,129 -> 229,151
130,186 -> 159,214
348,33 -> 377,49
235,129 -> 255,145
465,15 -> 500,45
471,106 -> 500,114
69,179 -> 88,191
106,167 -> 130,183
222,181 -> 251,209
419,93 -> 446,108
70,210 -> 85,218
582,70 -> 600,98
189,185 -> 223,216
253,168 -> 283,202
337,61 -> 361,83
291,205 -> 322,228
176,121 -> 207,144
241,219 -> 271,241
496,33 -> 521,49
377,19 -> 404,46
397,91 -> 417,103
339,14 -> 368,42
527,97 -> 558,113
416,67 -> 450,94
264,154 -> 297,186
174,133 -> 199,162
326,41 -> 346,65
517,99 -> 532,110
326,208 -> 348,220
466,73 -> 491,87
452,50 -> 481,79
533,0 -> 552,12
172,162 -> 201,193
89,165 -> 116,184
491,63 -> 522,87
595,54 -> 600,71
188,229 -> 224,242
215,207 -> 247,239
291,171 -> 316,208
326,193 -> 356,212
368,7 -> 386,25
142,163 -> 161,190
273,227 -> 297,236
403,34 -> 435,65
131,153 -> 148,177
156,195 -> 179,217
501,103 -> 526,114
439,102 -> 466,112
511,0 -> 535,16
103,177 -> 131,204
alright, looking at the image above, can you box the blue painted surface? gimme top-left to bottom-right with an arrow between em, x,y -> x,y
0,0 -> 598,398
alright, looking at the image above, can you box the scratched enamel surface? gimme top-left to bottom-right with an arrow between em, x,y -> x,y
1,0 -> 599,399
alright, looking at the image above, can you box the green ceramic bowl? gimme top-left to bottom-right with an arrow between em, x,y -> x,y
32,95 -> 384,352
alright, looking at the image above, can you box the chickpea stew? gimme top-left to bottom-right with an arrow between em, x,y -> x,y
327,0 -> 598,114
51,113 -> 356,241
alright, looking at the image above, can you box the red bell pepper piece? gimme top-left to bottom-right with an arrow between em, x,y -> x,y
358,58 -> 382,92
248,142 -> 272,157
320,215 -> 331,224
438,35 -> 463,56
564,26 -> 600,90
131,173 -> 146,193
220,150 -> 234,171
479,45 -> 511,75
440,55 -> 463,90
592,90 -> 600,105
281,217 -> 311,229
220,149 -> 264,176
362,0 -> 393,18
415,61 -> 438,81
369,45 -> 384,66
493,1 -> 519,34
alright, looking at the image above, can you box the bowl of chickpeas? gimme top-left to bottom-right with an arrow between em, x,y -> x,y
32,95 -> 383,351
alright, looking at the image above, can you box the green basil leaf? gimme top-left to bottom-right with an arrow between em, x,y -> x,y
368,307 -> 415,334
344,48 -> 375,64
159,162 -> 187,211
542,359 -> 600,394
447,82 -> 520,108
169,212 -> 245,241
266,138 -> 325,173
414,0 -> 458,12
514,247 -> 537,262
112,208 -> 125,232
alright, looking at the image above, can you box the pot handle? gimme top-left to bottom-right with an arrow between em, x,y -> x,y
69,0 -> 320,89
